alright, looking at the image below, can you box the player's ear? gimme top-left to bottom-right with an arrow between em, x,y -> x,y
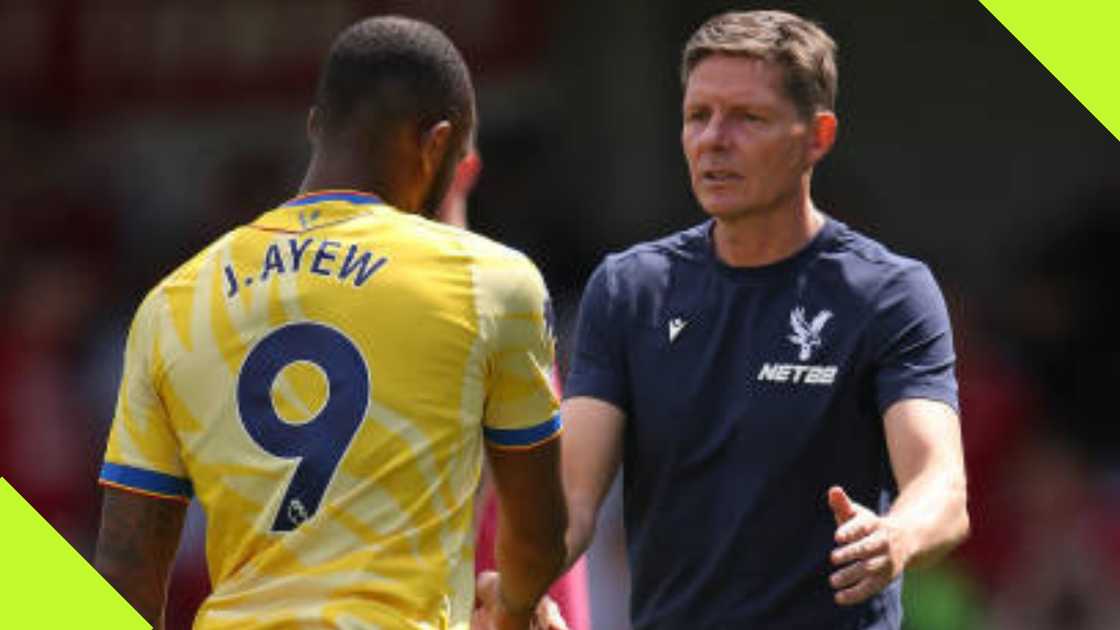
307,106 -> 324,146
419,120 -> 453,178
807,110 -> 837,166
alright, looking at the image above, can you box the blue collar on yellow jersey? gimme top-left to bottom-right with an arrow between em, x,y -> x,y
283,190 -> 382,207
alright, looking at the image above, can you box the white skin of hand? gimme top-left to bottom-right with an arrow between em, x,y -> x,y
472,571 -> 569,630
827,486 -> 910,606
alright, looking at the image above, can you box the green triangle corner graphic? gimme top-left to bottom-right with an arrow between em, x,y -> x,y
0,478 -> 150,629
979,0 -> 1120,141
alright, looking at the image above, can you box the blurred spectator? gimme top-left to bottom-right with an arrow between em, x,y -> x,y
0,255 -> 105,553
946,285 -> 1040,591
1001,186 -> 1120,467
988,436 -> 1120,629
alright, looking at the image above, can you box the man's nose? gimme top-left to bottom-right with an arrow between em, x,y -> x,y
697,114 -> 729,151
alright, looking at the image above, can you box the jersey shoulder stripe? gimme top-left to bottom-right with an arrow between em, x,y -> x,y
483,413 -> 562,449
100,462 -> 194,500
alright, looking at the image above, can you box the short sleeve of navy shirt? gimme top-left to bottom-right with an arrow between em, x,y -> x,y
565,217 -> 957,630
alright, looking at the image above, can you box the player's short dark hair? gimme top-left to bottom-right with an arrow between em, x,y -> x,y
681,10 -> 837,119
315,16 -> 475,143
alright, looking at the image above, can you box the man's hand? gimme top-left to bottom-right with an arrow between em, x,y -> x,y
473,571 -> 569,630
827,486 -> 910,606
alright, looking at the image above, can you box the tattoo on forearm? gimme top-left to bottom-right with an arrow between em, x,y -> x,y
95,488 -> 187,625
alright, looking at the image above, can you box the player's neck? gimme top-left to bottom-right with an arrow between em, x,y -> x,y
711,196 -> 824,268
299,152 -> 416,212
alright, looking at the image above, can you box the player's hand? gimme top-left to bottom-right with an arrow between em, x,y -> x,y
827,486 -> 910,606
473,571 -> 569,630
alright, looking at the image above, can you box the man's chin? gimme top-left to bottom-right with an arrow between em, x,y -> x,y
697,198 -> 749,220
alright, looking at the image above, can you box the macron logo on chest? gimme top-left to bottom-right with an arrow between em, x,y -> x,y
668,317 -> 688,343
757,306 -> 838,386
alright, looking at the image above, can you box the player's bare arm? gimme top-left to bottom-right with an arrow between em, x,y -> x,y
483,436 -> 568,628
558,396 -> 625,570
95,486 -> 188,628
828,398 -> 969,605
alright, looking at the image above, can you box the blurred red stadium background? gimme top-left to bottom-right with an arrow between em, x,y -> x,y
1,2 -> 1117,628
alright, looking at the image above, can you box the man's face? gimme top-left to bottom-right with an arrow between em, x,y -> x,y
682,54 -> 814,220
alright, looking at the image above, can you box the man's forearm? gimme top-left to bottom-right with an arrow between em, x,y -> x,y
495,516 -> 567,614
555,397 -> 627,575
886,468 -> 969,569
96,562 -> 166,627
95,487 -> 186,629
487,437 -> 569,615
561,498 -> 597,573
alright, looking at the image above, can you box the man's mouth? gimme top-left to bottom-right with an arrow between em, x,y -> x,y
701,169 -> 741,183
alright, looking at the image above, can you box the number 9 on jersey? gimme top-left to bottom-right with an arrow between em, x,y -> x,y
237,322 -> 370,532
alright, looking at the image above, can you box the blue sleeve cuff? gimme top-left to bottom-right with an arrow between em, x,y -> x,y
100,462 -> 194,501
484,414 -> 562,449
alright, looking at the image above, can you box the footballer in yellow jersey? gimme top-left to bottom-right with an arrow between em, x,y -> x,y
97,17 -> 569,630
100,190 -> 560,629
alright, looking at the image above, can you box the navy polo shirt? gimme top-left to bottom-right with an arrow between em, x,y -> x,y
565,217 -> 958,630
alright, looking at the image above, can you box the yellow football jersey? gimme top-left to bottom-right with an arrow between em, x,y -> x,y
99,190 -> 560,629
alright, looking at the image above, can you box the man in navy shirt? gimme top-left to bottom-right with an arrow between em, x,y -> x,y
559,10 -> 969,629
